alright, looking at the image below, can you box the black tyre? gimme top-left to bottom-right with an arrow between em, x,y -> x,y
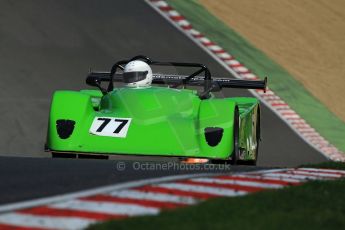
246,107 -> 260,166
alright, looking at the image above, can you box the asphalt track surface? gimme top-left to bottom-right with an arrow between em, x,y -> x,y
0,156 -> 268,205
0,0 -> 327,204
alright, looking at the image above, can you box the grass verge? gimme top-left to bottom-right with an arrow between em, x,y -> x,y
88,162 -> 345,230
165,0 -> 345,153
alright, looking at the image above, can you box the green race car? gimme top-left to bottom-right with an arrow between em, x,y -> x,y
46,55 -> 267,165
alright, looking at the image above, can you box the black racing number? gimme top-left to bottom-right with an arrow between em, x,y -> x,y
113,119 -> 129,134
94,118 -> 130,135
96,118 -> 111,132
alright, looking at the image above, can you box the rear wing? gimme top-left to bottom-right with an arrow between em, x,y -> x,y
87,72 -> 267,97
86,55 -> 267,98
87,72 -> 267,90
151,74 -> 267,91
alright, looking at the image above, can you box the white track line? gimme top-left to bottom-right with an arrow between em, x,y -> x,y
235,175 -> 302,183
108,189 -> 199,205
0,169 -> 287,213
0,167 -> 344,229
0,173 -> 219,213
299,168 -> 345,175
190,178 -> 284,189
262,173 -> 322,181
0,213 -> 95,230
154,183 -> 247,197
49,200 -> 160,216
285,170 -> 342,178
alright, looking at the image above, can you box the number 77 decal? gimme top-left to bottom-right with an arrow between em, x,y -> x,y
89,117 -> 132,138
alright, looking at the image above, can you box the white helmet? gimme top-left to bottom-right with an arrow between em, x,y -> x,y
123,60 -> 153,87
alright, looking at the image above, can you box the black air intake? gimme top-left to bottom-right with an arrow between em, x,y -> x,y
204,127 -> 224,147
56,120 -> 75,139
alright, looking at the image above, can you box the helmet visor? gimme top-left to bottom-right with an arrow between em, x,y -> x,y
123,71 -> 148,83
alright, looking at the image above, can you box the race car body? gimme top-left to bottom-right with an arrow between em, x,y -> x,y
46,56 -> 266,164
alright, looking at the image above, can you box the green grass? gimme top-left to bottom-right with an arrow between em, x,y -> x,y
165,0 -> 345,153
88,162 -> 345,230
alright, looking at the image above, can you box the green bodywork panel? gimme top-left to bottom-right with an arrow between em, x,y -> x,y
47,87 -> 259,160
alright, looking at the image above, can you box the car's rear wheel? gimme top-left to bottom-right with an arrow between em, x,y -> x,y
246,107 -> 260,166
